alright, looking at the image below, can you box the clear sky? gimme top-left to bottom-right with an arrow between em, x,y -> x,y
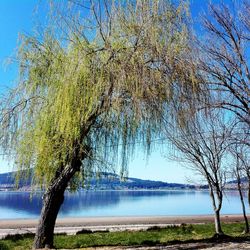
0,0 -> 233,183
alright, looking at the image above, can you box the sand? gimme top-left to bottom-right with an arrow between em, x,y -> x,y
0,214 -> 246,229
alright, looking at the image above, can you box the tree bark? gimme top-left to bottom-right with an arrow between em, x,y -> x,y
33,157 -> 83,249
209,186 -> 224,235
33,185 -> 65,249
214,209 -> 223,235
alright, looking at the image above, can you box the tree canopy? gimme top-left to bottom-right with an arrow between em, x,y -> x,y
1,0 -> 193,186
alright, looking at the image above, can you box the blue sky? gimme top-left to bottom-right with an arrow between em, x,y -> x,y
0,0 -> 232,183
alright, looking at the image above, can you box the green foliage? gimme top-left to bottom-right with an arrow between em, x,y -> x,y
1,0 -> 194,187
0,223 -> 249,250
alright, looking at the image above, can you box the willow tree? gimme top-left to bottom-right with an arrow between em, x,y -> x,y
0,0 -> 192,248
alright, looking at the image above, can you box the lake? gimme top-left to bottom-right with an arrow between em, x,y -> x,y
0,190 -> 247,219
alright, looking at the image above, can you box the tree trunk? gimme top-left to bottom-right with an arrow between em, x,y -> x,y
214,209 -> 223,235
248,178 -> 250,209
33,185 -> 65,249
33,157 -> 83,249
209,186 -> 224,235
237,177 -> 249,233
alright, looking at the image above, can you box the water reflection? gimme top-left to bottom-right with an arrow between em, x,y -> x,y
0,190 -> 247,219
0,192 -> 42,215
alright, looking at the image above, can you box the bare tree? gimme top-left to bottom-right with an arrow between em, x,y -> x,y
199,1 -> 250,129
241,148 -> 250,209
164,105 -> 234,236
232,143 -> 250,208
231,125 -> 250,210
230,143 -> 249,234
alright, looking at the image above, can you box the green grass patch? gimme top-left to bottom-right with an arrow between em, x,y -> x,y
1,223 -> 250,250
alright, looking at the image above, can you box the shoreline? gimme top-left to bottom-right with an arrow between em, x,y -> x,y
0,214 -> 247,239
0,214 -> 247,229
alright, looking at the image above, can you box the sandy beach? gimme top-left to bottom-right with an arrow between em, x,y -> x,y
0,214 -> 247,239
0,215 -> 249,249
0,214 -> 246,229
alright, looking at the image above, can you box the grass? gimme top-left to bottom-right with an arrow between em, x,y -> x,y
0,223 -> 250,250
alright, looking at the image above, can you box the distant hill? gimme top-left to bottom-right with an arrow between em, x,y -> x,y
0,170 -> 32,189
227,177 -> 248,184
88,172 -> 195,190
0,170 -> 195,190
225,177 -> 249,190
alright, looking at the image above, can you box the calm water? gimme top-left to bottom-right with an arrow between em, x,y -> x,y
0,190 -> 247,219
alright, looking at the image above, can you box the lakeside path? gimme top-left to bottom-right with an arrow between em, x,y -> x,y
0,214 -> 248,239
